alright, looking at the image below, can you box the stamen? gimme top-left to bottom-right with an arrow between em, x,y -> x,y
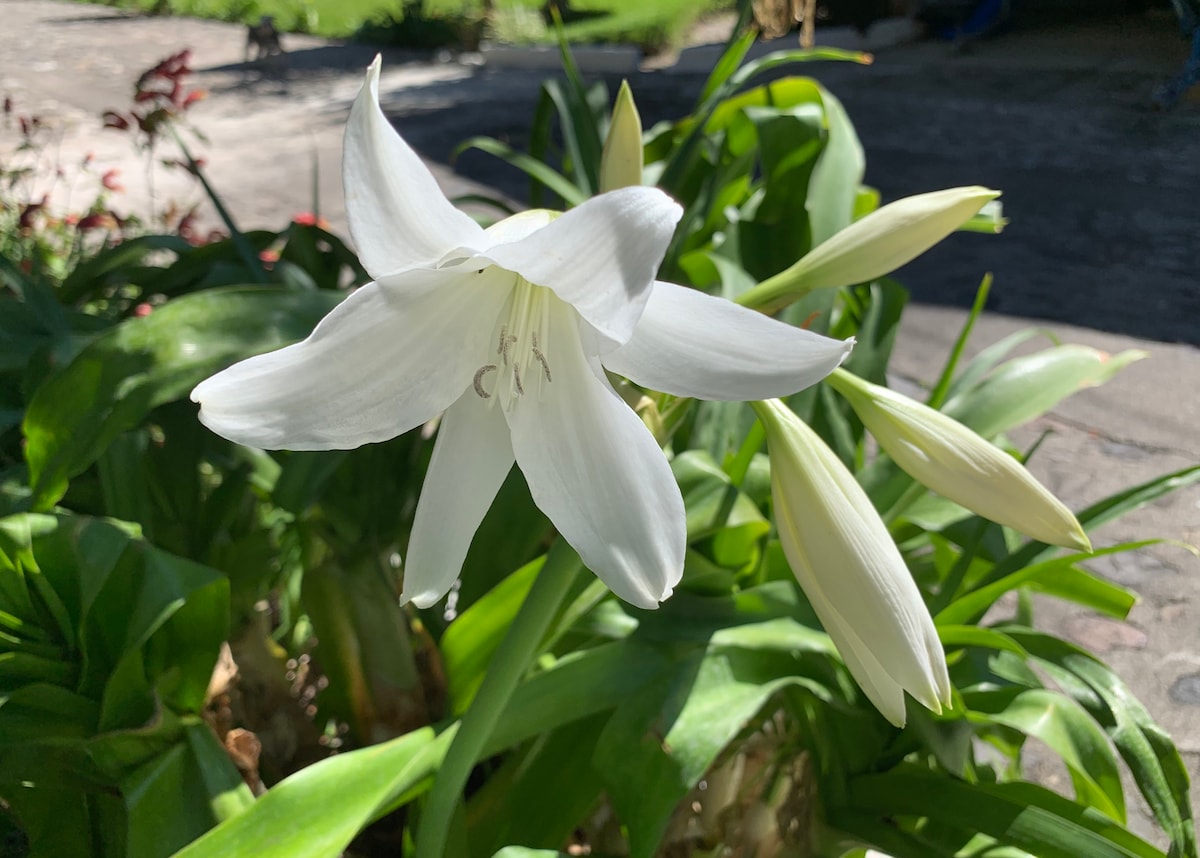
473,365 -> 497,399
512,362 -> 525,396
497,326 -> 517,365
531,332 -> 552,382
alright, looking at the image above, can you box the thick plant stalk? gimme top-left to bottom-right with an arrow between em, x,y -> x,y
415,541 -> 581,858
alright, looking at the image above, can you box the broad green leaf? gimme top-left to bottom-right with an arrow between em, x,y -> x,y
943,327 -> 1057,404
301,554 -> 427,744
486,641 -> 673,754
937,625 -> 1029,658
1005,629 -> 1196,858
672,450 -> 768,542
944,345 -> 1145,439
58,234 -> 191,304
174,726 -> 447,858
22,286 -> 344,509
806,86 -> 864,245
0,510 -> 241,855
440,558 -> 541,717
594,642 -> 830,858
846,764 -> 1165,858
120,720 -> 253,857
964,687 -> 1125,821
936,541 -> 1155,626
181,641 -> 674,858
468,715 -> 607,857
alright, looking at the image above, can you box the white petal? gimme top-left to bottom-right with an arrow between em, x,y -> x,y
505,299 -> 685,609
818,605 -> 908,726
402,392 -> 515,608
603,281 -> 854,400
191,268 -> 512,450
343,56 -> 486,278
482,187 -> 682,346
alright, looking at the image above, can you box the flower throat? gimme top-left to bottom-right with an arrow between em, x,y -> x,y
473,275 -> 554,407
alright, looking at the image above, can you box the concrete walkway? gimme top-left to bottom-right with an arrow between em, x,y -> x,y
2,0 -> 1198,842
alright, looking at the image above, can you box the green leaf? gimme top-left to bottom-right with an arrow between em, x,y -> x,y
936,541 -> 1155,626
805,85 -> 864,246
120,720 -> 254,857
594,641 -> 828,858
944,345 -> 1145,439
698,25 -> 757,104
927,274 -> 993,409
440,558 -> 541,717
964,687 -> 1125,821
58,235 -> 192,304
845,764 -> 1165,858
943,327 -> 1057,405
937,624 -> 1029,658
174,726 -> 447,858
454,136 -> 586,208
22,286 -> 343,509
181,641 -> 674,858
486,641 -> 674,755
1004,629 -> 1196,858
672,450 -> 768,542
468,714 -> 607,856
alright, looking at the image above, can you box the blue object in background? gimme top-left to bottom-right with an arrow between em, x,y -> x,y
1156,0 -> 1200,107
934,0 -> 1012,39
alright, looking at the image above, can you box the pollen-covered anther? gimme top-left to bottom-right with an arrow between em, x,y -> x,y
531,332 -> 552,382
497,326 -> 517,365
473,364 -> 498,398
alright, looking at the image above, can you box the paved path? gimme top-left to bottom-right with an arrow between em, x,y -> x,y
2,0 -> 1198,842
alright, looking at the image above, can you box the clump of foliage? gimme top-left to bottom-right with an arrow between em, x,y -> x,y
354,0 -> 485,49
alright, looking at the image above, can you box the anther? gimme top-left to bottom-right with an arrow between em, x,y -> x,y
497,326 -> 517,365
512,363 -> 525,396
473,365 -> 497,399
531,332 -> 552,382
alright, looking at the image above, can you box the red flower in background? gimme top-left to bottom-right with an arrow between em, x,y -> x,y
101,169 -> 124,192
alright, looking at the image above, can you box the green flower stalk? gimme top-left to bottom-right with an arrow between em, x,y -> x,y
752,399 -> 951,727
739,186 -> 1000,313
826,368 -> 1091,552
599,80 -> 643,192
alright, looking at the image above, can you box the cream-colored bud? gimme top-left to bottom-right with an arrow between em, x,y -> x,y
752,399 -> 951,727
740,186 -> 1000,313
599,80 -> 644,192
827,368 -> 1091,552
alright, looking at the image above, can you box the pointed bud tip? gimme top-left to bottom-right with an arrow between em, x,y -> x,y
1066,528 -> 1093,554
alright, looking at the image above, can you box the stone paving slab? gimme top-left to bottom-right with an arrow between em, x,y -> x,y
3,0 -> 1199,842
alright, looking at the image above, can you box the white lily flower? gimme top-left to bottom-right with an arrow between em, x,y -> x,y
751,399 -> 951,727
191,57 -> 854,610
826,368 -> 1091,552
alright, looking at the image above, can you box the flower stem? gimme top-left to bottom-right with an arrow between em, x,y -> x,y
415,540 -> 581,858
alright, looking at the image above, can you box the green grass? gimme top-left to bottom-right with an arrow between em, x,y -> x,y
81,0 -> 732,48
